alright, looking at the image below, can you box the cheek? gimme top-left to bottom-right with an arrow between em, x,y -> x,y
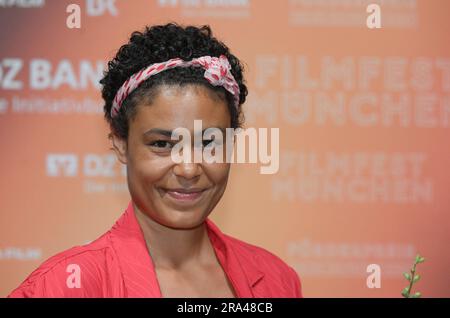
127,150 -> 173,187
204,163 -> 231,187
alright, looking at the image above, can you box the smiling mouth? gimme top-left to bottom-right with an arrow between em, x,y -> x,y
163,188 -> 209,202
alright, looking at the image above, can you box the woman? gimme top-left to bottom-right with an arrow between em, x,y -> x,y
9,23 -> 302,298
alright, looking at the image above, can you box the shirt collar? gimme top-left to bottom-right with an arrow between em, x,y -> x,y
109,200 -> 265,297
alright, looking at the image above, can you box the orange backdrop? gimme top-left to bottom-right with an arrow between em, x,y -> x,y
1,0 -> 449,297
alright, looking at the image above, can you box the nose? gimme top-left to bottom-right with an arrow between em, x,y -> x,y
173,162 -> 202,180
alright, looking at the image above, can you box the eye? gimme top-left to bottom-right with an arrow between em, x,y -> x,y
202,139 -> 214,147
148,140 -> 173,149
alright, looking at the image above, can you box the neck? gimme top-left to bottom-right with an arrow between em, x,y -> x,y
133,202 -> 214,270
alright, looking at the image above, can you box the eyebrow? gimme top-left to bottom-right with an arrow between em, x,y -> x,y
144,128 -> 173,138
144,127 -> 227,138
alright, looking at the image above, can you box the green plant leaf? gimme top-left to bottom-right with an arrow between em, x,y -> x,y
411,292 -> 422,298
401,287 -> 409,298
402,254 -> 425,297
403,272 -> 411,281
415,255 -> 425,264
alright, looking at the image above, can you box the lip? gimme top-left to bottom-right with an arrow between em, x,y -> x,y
164,188 -> 208,202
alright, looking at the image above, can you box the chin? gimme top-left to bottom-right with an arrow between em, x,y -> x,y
159,208 -> 208,230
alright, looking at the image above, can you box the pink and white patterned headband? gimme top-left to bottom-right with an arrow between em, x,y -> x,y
111,54 -> 240,117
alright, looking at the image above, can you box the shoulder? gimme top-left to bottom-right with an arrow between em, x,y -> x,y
223,233 -> 303,297
8,232 -> 121,298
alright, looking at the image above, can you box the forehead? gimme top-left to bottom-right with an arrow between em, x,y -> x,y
130,84 -> 230,132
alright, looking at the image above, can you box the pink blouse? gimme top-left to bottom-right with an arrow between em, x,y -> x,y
9,201 -> 303,298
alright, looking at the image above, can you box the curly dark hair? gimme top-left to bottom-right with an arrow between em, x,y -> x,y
100,22 -> 248,140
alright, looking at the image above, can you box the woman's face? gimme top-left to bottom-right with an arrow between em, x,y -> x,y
113,84 -> 232,229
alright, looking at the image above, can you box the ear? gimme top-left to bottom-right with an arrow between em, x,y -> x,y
109,132 -> 128,165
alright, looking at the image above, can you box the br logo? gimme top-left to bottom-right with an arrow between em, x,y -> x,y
46,154 -> 78,177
